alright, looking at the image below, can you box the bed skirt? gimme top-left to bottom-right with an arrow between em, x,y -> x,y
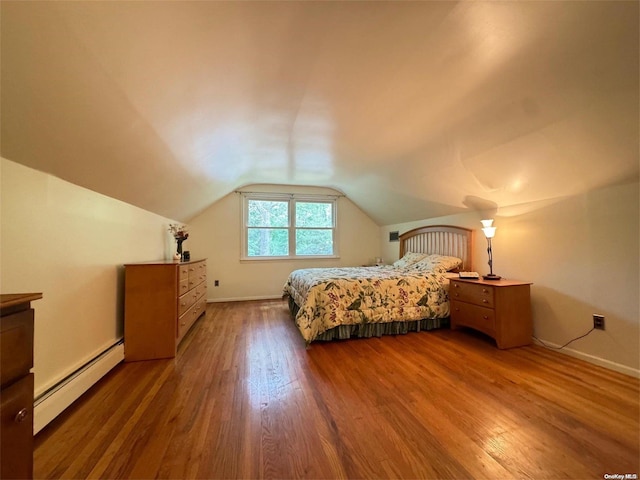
287,296 -> 450,342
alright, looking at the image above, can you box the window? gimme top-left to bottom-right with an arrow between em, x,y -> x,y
241,193 -> 338,259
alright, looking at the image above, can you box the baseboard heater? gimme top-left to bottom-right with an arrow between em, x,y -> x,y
33,340 -> 124,434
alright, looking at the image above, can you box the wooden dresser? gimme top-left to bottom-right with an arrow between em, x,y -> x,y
124,259 -> 207,361
449,278 -> 532,349
1,292 -> 42,479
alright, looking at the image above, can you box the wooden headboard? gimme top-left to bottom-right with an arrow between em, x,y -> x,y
399,225 -> 474,271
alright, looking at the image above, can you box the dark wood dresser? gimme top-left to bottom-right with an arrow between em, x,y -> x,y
1,293 -> 42,479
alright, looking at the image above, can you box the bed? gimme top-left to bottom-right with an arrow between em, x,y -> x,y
283,225 -> 474,343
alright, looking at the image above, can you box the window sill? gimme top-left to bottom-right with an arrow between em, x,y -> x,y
240,255 -> 340,262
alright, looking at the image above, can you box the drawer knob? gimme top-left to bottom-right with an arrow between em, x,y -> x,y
483,315 -> 488,320
454,307 -> 460,312
483,289 -> 488,293
455,293 -> 459,297
453,284 -> 459,288
14,408 -> 28,423
181,321 -> 186,326
482,299 -> 488,303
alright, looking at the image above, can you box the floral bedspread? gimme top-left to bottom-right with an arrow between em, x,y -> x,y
283,266 -> 450,343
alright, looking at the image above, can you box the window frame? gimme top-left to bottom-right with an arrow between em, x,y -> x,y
240,192 -> 339,261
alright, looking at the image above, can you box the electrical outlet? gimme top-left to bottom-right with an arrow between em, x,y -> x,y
593,314 -> 605,330
214,280 -> 219,287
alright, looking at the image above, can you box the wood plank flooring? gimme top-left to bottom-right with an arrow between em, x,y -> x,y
35,299 -> 639,479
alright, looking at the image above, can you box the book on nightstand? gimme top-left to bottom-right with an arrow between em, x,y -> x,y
458,271 -> 480,279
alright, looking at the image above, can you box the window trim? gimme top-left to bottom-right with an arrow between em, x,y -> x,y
240,192 -> 339,261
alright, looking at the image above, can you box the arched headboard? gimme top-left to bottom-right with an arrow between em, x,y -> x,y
399,225 -> 474,271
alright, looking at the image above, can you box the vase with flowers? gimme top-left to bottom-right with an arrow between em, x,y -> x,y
168,224 -> 189,261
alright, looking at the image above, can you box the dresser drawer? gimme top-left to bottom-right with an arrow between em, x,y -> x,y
178,264 -> 189,282
451,301 -> 496,335
178,278 -> 190,297
198,261 -> 207,283
450,281 -> 494,308
0,310 -> 34,387
187,262 -> 199,279
177,298 -> 206,343
0,374 -> 34,480
194,272 -> 207,286
194,297 -> 206,319
197,261 -> 207,275
188,261 -> 207,285
189,277 -> 206,290
195,284 -> 207,300
178,289 -> 198,317
177,307 -> 193,342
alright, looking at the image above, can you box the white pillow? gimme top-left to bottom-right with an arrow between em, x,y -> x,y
392,252 -> 428,269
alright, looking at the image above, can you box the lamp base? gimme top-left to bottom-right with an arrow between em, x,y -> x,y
483,274 -> 502,280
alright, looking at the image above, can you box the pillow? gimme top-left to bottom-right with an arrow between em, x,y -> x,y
407,254 -> 463,273
392,252 -> 428,269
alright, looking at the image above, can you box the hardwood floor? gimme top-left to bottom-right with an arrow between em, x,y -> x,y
35,299 -> 639,479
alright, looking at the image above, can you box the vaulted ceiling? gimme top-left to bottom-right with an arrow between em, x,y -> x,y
1,1 -> 638,225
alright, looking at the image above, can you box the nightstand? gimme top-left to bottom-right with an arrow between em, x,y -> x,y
449,278 -> 532,349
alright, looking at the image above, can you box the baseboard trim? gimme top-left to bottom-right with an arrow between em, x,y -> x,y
33,342 -> 124,434
533,338 -> 639,378
207,295 -> 283,303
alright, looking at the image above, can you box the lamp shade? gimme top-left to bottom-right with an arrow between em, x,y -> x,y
480,219 -> 494,228
482,226 -> 496,239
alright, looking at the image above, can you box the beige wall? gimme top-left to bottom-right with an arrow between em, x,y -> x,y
186,185 -> 381,301
381,182 -> 640,376
0,158 -> 175,396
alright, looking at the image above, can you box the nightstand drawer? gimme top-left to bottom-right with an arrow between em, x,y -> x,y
451,301 -> 495,334
450,281 -> 494,308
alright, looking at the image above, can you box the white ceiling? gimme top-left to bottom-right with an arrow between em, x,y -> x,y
1,1 -> 638,225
